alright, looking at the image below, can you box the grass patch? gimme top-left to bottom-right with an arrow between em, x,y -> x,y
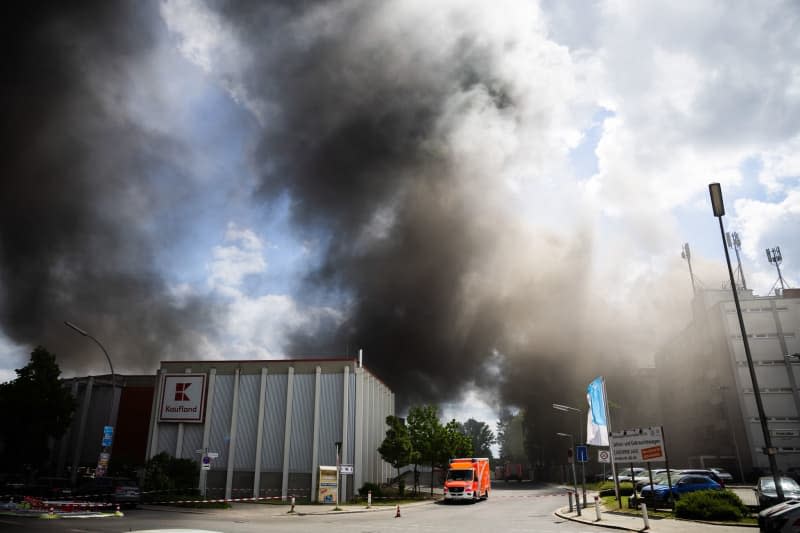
601,495 -> 674,518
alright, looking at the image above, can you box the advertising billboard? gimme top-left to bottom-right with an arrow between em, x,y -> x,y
159,374 -> 208,423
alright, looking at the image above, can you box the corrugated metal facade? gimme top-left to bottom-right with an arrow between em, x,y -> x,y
147,359 -> 394,502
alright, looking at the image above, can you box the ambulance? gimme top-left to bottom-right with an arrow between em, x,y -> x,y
443,457 -> 490,502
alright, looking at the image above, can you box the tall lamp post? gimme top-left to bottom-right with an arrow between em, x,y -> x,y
708,183 -> 784,501
65,321 -> 116,477
557,432 -> 581,516
553,403 -> 587,508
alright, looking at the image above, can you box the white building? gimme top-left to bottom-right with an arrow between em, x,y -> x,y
145,358 -> 394,501
656,288 -> 800,480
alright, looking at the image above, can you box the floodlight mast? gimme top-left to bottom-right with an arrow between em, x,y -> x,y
726,232 -> 747,290
766,246 -> 788,294
681,243 -> 696,295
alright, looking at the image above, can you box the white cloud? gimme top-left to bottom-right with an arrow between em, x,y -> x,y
207,222 -> 267,292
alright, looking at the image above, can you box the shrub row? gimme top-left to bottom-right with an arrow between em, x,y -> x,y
674,490 -> 749,521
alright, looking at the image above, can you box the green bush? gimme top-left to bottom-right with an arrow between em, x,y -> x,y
359,482 -> 382,498
143,452 -> 199,493
674,490 -> 748,521
598,481 -> 634,496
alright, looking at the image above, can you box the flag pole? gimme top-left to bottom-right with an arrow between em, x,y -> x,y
602,377 -> 621,508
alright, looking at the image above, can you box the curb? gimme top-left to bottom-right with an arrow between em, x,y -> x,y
296,500 -> 436,516
554,508 -> 639,532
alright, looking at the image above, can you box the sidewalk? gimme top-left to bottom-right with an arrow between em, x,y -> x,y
554,504 -> 756,532
139,499 -> 435,518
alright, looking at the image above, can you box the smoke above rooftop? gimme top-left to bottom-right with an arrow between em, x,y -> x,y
0,1 -> 703,414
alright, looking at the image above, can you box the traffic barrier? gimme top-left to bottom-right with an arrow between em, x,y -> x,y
594,495 -> 601,521
567,491 -> 573,512
288,496 -> 296,513
641,502 -> 650,530
367,491 -> 372,509
395,504 -> 401,518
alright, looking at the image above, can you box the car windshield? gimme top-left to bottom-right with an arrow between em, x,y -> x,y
762,478 -> 800,491
447,470 -> 473,481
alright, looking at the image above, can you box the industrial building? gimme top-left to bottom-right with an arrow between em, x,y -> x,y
655,288 -> 800,480
145,357 -> 394,502
56,374 -> 155,485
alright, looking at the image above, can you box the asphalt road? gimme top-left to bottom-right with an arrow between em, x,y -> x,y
0,483 -> 603,533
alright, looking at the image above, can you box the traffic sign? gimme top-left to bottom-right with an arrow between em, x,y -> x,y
598,449 -> 611,463
202,455 -> 211,470
101,425 -> 114,447
340,464 -> 354,475
576,445 -> 588,463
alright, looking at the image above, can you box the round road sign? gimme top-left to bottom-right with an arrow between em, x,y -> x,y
598,450 -> 611,463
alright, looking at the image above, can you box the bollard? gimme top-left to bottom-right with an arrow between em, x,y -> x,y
395,504 -> 401,518
288,496 -> 296,513
595,495 -> 601,521
641,502 -> 650,530
567,491 -> 573,512
367,490 -> 372,509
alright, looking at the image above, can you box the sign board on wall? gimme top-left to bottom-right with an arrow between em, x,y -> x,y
159,374 -> 208,423
610,426 -> 666,463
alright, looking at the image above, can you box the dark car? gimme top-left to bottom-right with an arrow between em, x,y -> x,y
678,469 -> 725,487
74,477 -> 140,508
639,474 -> 721,502
759,499 -> 800,532
710,467 -> 734,484
755,476 -> 800,509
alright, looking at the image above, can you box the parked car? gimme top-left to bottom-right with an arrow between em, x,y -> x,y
678,469 -> 725,487
74,477 -> 141,508
755,476 -> 800,509
608,467 -> 647,482
639,474 -> 721,502
634,470 -> 681,493
709,467 -> 734,484
759,498 -> 800,532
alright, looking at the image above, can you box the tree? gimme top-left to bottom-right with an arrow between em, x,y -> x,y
143,452 -> 199,493
378,415 -> 412,495
438,419 -> 473,466
463,418 -> 495,459
407,405 -> 441,496
0,346 -> 76,474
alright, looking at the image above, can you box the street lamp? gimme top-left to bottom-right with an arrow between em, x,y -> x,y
556,432 -> 581,516
553,403 -> 587,507
65,321 -> 116,477
708,183 -> 784,501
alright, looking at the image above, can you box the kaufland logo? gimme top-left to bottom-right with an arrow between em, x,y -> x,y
160,374 -> 206,422
174,382 -> 191,401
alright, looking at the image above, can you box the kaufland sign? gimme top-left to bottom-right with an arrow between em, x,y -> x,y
159,374 -> 207,423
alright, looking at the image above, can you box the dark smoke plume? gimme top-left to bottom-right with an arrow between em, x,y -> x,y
0,3 -> 219,375
212,0 -> 631,410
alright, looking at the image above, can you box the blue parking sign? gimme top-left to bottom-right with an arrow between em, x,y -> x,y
576,445 -> 588,463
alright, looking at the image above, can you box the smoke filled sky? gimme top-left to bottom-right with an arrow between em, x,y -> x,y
2,1 -> 799,422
